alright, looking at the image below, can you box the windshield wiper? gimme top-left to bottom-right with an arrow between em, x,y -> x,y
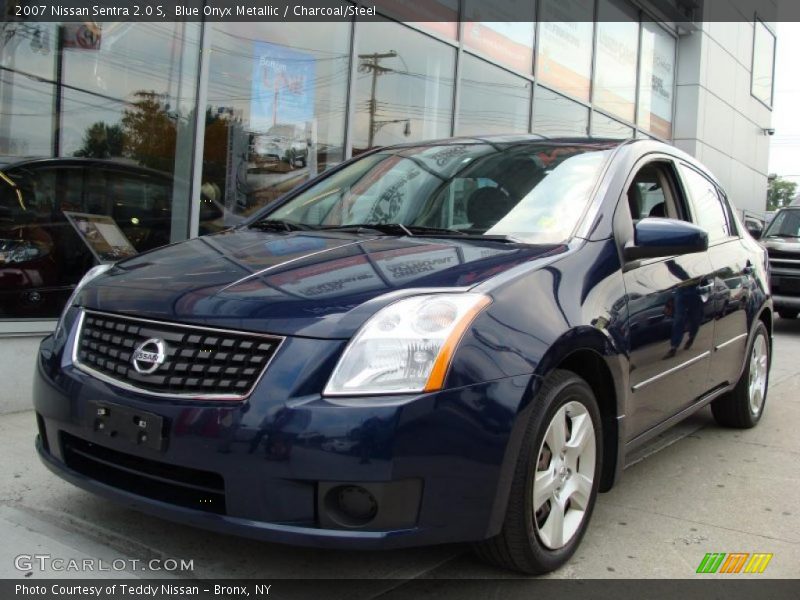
321,223 -> 421,236
248,219 -> 315,232
322,223 -> 470,236
322,223 -> 523,243
435,233 -> 524,244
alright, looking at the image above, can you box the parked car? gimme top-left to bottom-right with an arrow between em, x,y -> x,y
0,158 -> 223,318
760,206 -> 800,319
34,137 -> 772,574
251,124 -> 308,168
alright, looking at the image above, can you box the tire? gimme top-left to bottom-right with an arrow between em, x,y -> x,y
472,369 -> 602,574
777,309 -> 798,319
711,321 -> 770,429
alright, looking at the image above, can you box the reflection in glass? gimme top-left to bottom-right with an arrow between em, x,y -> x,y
0,22 -> 59,155
457,54 -> 531,136
462,0 -> 535,73
536,0 -> 594,101
752,20 -> 775,106
200,22 -> 350,234
369,0 -> 459,39
594,0 -> 639,122
353,20 -> 455,154
680,165 -> 731,243
533,86 -> 589,137
267,141 -> 615,244
0,22 -> 200,318
638,22 -> 675,139
591,112 -> 634,139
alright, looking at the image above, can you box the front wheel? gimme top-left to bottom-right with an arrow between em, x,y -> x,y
473,370 -> 602,574
711,321 -> 770,428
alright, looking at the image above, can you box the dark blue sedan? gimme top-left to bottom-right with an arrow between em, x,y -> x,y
33,137 -> 772,573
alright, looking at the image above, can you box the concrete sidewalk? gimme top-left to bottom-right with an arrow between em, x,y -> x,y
1,320 -> 798,581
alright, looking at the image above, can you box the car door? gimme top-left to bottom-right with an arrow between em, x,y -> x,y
618,158 -> 717,439
678,163 -> 752,389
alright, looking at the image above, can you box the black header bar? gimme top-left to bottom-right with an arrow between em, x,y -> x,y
0,0 -> 788,24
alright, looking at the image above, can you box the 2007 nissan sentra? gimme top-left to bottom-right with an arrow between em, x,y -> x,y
33,136 -> 772,574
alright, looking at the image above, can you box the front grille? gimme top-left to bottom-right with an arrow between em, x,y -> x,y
61,432 -> 226,514
768,250 -> 800,274
74,310 -> 282,399
773,276 -> 800,294
767,249 -> 800,260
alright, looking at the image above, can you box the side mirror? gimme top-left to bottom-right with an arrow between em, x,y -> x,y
745,221 -> 763,240
624,217 -> 709,261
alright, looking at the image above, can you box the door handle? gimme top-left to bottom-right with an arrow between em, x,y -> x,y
697,281 -> 713,299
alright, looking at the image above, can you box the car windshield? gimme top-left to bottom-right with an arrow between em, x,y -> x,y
764,209 -> 800,238
260,141 -> 616,244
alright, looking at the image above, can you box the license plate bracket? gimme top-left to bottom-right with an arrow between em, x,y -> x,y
88,401 -> 166,452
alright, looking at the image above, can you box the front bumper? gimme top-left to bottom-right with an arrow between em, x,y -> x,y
34,333 -> 535,549
35,435 -> 418,549
772,294 -> 800,310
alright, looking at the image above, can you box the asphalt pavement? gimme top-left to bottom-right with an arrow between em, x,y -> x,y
1,319 -> 798,583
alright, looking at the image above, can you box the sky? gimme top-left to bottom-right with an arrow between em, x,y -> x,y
767,22 -> 800,188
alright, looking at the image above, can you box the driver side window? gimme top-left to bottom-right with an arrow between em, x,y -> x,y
626,162 -> 687,222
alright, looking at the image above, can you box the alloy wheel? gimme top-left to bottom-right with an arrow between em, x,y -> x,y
532,400 -> 596,550
748,333 -> 768,416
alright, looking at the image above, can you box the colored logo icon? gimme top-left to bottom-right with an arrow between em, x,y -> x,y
696,552 -> 773,574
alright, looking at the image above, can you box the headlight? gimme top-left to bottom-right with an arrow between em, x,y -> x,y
54,263 -> 113,338
324,293 -> 491,396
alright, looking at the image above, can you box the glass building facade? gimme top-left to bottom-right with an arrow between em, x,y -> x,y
0,1 -> 761,324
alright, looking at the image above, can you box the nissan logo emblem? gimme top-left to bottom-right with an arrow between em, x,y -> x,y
132,338 -> 167,374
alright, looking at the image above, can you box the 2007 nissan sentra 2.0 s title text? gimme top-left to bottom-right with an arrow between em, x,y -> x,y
34,136 -> 773,574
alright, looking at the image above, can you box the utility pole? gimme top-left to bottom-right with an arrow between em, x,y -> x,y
357,51 -> 397,149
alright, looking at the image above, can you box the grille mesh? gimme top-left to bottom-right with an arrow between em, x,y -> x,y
75,310 -> 281,399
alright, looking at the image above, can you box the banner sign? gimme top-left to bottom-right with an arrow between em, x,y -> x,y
250,42 -> 315,133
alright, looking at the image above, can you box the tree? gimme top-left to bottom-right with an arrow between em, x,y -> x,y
120,91 -> 177,172
767,174 -> 798,211
73,122 -> 124,159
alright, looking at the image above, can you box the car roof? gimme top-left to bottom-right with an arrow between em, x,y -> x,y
377,134 -> 631,150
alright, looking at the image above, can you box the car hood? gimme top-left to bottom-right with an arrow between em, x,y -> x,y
762,237 -> 800,251
78,229 -> 564,338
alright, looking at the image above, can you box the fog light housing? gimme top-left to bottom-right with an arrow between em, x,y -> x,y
324,485 -> 378,528
317,479 -> 423,531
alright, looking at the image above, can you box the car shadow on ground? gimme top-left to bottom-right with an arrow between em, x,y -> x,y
774,315 -> 800,335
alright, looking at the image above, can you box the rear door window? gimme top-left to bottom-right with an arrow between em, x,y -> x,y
679,165 -> 733,243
